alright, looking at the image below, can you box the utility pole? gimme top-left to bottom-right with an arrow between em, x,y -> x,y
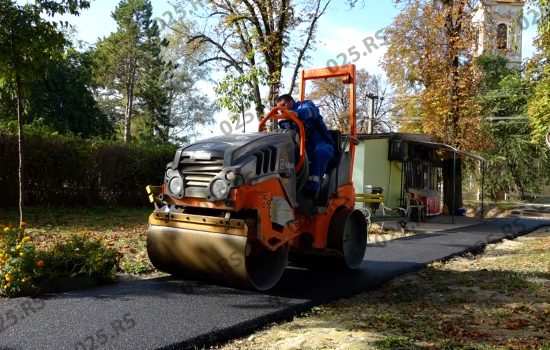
365,93 -> 379,134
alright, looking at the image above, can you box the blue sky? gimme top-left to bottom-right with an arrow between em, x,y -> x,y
49,0 -> 540,139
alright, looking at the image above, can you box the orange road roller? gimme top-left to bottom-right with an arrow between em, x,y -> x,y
146,64 -> 367,290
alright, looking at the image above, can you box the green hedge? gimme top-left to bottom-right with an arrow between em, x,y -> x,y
0,129 -> 175,207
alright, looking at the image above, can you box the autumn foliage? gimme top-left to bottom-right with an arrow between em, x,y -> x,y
383,0 -> 488,151
527,0 -> 550,146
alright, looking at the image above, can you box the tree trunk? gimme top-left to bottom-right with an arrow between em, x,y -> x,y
251,81 -> 264,120
124,81 -> 134,143
443,157 -> 463,215
511,165 -> 525,200
268,79 -> 280,108
265,57 -> 282,108
443,1 -> 462,144
16,72 -> 24,228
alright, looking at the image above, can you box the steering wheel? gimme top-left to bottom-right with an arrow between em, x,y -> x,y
258,106 -> 307,173
259,106 -> 309,190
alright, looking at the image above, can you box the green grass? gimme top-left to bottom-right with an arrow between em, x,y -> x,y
373,311 -> 409,330
375,336 -> 419,350
0,205 -> 151,229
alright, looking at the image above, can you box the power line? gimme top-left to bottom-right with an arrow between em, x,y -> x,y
484,115 -> 529,120
385,88 -> 533,100
391,115 -> 530,122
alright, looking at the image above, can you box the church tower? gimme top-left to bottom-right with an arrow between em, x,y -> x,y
472,0 -> 525,69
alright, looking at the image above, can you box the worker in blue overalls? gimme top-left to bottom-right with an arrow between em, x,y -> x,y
276,94 -> 335,201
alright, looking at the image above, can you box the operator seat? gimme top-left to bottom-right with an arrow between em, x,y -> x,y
316,130 -> 350,207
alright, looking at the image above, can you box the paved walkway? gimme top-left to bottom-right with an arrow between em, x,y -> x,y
0,218 -> 548,350
379,215 -> 484,233
382,203 -> 550,233
510,203 -> 550,220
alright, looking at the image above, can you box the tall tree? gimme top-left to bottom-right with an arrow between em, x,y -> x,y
159,22 -> 218,145
384,0 -> 484,150
383,0 -> 484,212
527,0 -> 550,146
27,48 -> 112,138
309,69 -> 393,133
134,16 -> 172,143
477,55 -> 549,200
179,0 -> 361,120
0,0 -> 89,226
93,0 -> 169,143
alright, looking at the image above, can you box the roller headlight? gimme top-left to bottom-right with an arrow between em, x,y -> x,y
168,176 -> 183,196
225,170 -> 236,181
211,179 -> 229,199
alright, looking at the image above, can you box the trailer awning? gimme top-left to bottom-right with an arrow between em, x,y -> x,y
405,139 -> 486,163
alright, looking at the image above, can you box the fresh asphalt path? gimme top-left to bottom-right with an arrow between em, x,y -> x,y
0,218 -> 548,350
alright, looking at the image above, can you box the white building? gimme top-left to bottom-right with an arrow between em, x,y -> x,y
472,0 -> 525,69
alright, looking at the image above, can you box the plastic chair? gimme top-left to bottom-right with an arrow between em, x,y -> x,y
406,192 -> 426,222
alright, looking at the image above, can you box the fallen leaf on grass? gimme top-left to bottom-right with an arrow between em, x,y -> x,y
470,318 -> 483,325
503,319 -> 529,330
506,337 -> 546,350
439,320 -> 463,336
465,330 -> 489,339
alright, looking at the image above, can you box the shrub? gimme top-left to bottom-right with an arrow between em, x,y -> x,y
0,224 -> 119,297
0,126 -> 176,207
0,224 -> 44,296
37,233 -> 119,283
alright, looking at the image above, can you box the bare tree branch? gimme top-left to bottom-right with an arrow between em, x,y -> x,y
288,0 -> 330,95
